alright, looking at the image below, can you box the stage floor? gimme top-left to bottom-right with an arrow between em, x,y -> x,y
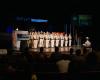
29,45 -> 82,53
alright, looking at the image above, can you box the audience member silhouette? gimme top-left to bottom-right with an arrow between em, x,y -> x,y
86,51 -> 97,67
70,48 -> 74,55
69,49 -> 86,74
69,48 -> 75,61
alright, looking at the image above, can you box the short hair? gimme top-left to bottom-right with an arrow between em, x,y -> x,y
55,47 -> 59,52
75,49 -> 81,56
70,48 -> 74,54
40,47 -> 43,52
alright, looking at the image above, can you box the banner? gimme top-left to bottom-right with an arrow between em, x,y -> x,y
15,31 -> 29,40
17,34 -> 29,40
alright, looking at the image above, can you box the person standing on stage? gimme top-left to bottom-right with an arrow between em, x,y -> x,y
38,31 -> 44,48
28,32 -> 32,48
33,32 -> 39,48
64,33 -> 68,47
68,34 -> 72,47
55,33 -> 60,47
50,32 -> 55,48
60,33 -> 64,47
45,32 -> 50,48
31,32 -> 34,48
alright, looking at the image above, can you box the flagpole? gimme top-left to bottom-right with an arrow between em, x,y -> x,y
76,29 -> 78,46
72,24 -> 75,45
68,24 -> 71,51
70,24 -> 71,35
66,24 -> 67,33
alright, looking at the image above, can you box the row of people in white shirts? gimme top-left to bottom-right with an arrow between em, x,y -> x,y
28,31 -> 72,48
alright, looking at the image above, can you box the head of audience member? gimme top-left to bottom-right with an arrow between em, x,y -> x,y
40,47 -> 43,53
62,54 -> 70,60
75,49 -> 81,56
55,47 -> 59,53
69,48 -> 74,55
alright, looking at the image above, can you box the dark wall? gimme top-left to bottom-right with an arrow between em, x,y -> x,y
0,33 -> 12,49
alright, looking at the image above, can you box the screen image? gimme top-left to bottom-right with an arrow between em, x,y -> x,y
72,15 -> 92,27
79,15 -> 92,26
17,34 -> 29,40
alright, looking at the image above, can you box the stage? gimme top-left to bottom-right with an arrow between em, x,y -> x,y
28,45 -> 82,53
12,45 -> 93,56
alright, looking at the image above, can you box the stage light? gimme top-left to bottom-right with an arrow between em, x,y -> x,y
31,19 -> 48,22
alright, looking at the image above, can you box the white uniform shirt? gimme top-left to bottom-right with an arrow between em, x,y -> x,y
65,35 -> 68,40
68,34 -> 72,40
60,35 -> 64,40
50,34 -> 54,40
84,40 -> 91,47
45,34 -> 49,39
39,34 -> 44,39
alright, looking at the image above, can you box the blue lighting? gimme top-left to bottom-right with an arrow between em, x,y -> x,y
31,19 -> 48,22
6,25 -> 13,33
